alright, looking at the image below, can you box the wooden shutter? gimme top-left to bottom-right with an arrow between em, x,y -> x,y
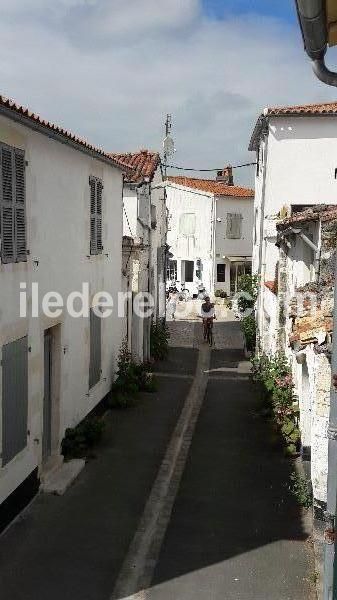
0,144 -> 26,263
226,213 -> 242,239
96,179 -> 103,253
0,145 -> 15,263
90,177 -> 97,255
2,336 -> 28,466
90,176 -> 103,255
89,308 -> 101,389
14,149 -> 27,261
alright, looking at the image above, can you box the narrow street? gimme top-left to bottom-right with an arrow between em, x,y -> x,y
0,320 -> 315,600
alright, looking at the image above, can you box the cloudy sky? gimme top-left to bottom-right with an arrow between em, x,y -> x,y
1,0 -> 337,186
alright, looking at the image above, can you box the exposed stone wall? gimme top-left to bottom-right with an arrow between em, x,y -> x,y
279,217 -> 336,512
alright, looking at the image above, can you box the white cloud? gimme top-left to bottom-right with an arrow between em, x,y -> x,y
0,1 -> 336,186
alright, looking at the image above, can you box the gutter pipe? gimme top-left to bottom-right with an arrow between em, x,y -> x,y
295,0 -> 337,87
289,227 -> 321,280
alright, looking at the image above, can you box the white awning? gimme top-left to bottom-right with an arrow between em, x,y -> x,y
222,256 -> 252,262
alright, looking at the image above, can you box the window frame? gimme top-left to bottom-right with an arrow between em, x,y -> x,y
217,263 -> 226,283
0,142 -> 27,264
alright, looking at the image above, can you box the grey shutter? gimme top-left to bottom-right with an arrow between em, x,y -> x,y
96,179 -> 103,253
89,308 -> 101,389
0,144 -> 26,264
90,177 -> 97,255
0,146 -> 15,263
227,213 -> 242,239
14,149 -> 26,261
2,336 -> 28,466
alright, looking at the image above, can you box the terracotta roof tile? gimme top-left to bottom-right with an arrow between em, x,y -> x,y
264,280 -> 278,294
249,101 -> 337,151
110,150 -> 160,183
266,101 -> 337,116
0,93 -> 132,172
166,176 -> 254,198
277,206 -> 337,229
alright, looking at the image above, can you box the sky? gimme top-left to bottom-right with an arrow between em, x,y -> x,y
0,0 -> 336,187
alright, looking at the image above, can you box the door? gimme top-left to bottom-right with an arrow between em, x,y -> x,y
43,330 -> 52,461
182,260 -> 194,283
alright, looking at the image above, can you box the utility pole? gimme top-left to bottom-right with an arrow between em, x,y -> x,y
163,114 -> 174,180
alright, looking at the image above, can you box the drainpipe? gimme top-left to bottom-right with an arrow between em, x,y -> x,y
289,227 -> 321,280
295,0 -> 337,88
324,251 -> 337,600
256,134 -> 269,352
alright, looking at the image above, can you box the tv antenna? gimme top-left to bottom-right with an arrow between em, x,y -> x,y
163,114 -> 175,177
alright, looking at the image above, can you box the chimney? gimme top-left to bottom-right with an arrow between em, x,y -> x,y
216,165 -> 234,185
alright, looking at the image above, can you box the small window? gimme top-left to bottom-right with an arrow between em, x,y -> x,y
226,213 -> 242,239
179,213 -> 196,236
89,176 -> 103,255
0,143 -> 27,264
89,308 -> 101,389
217,264 -> 226,282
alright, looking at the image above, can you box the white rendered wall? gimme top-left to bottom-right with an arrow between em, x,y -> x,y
0,114 -> 124,504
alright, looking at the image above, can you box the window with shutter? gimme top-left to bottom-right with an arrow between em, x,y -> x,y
226,213 -> 242,239
89,308 -> 101,389
0,143 -> 26,263
2,336 -> 28,466
179,213 -> 196,236
89,176 -> 103,255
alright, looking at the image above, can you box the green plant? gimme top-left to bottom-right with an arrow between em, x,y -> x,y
237,274 -> 259,302
241,315 -> 256,351
111,341 -> 156,408
289,472 -> 313,508
61,415 -> 105,459
251,353 -> 299,450
214,289 -> 222,298
150,319 -> 169,361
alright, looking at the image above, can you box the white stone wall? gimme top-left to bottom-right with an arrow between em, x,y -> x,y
0,114 -> 124,505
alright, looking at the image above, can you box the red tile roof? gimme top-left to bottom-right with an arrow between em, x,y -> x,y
166,176 -> 254,198
249,101 -> 337,151
266,101 -> 337,116
264,280 -> 278,294
0,93 -> 132,172
109,150 -> 161,183
277,206 -> 337,229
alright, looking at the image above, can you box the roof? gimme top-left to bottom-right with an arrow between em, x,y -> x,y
277,205 -> 337,230
249,100 -> 337,151
264,280 -> 278,294
166,176 -> 254,198
109,150 -> 161,184
0,93 -> 132,172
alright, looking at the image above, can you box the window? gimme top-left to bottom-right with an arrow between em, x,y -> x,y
167,259 -> 177,281
89,176 -> 103,255
217,264 -> 226,282
2,337 -> 28,465
0,143 -> 26,263
89,308 -> 101,389
226,213 -> 242,239
179,213 -> 196,236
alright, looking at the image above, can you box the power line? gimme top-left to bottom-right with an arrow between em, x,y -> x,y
165,161 -> 256,172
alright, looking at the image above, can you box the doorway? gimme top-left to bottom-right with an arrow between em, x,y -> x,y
182,260 -> 194,283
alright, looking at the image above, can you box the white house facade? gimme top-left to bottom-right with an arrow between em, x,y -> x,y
0,94 -> 128,527
112,150 -> 167,362
249,101 -> 337,355
165,169 -> 254,297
